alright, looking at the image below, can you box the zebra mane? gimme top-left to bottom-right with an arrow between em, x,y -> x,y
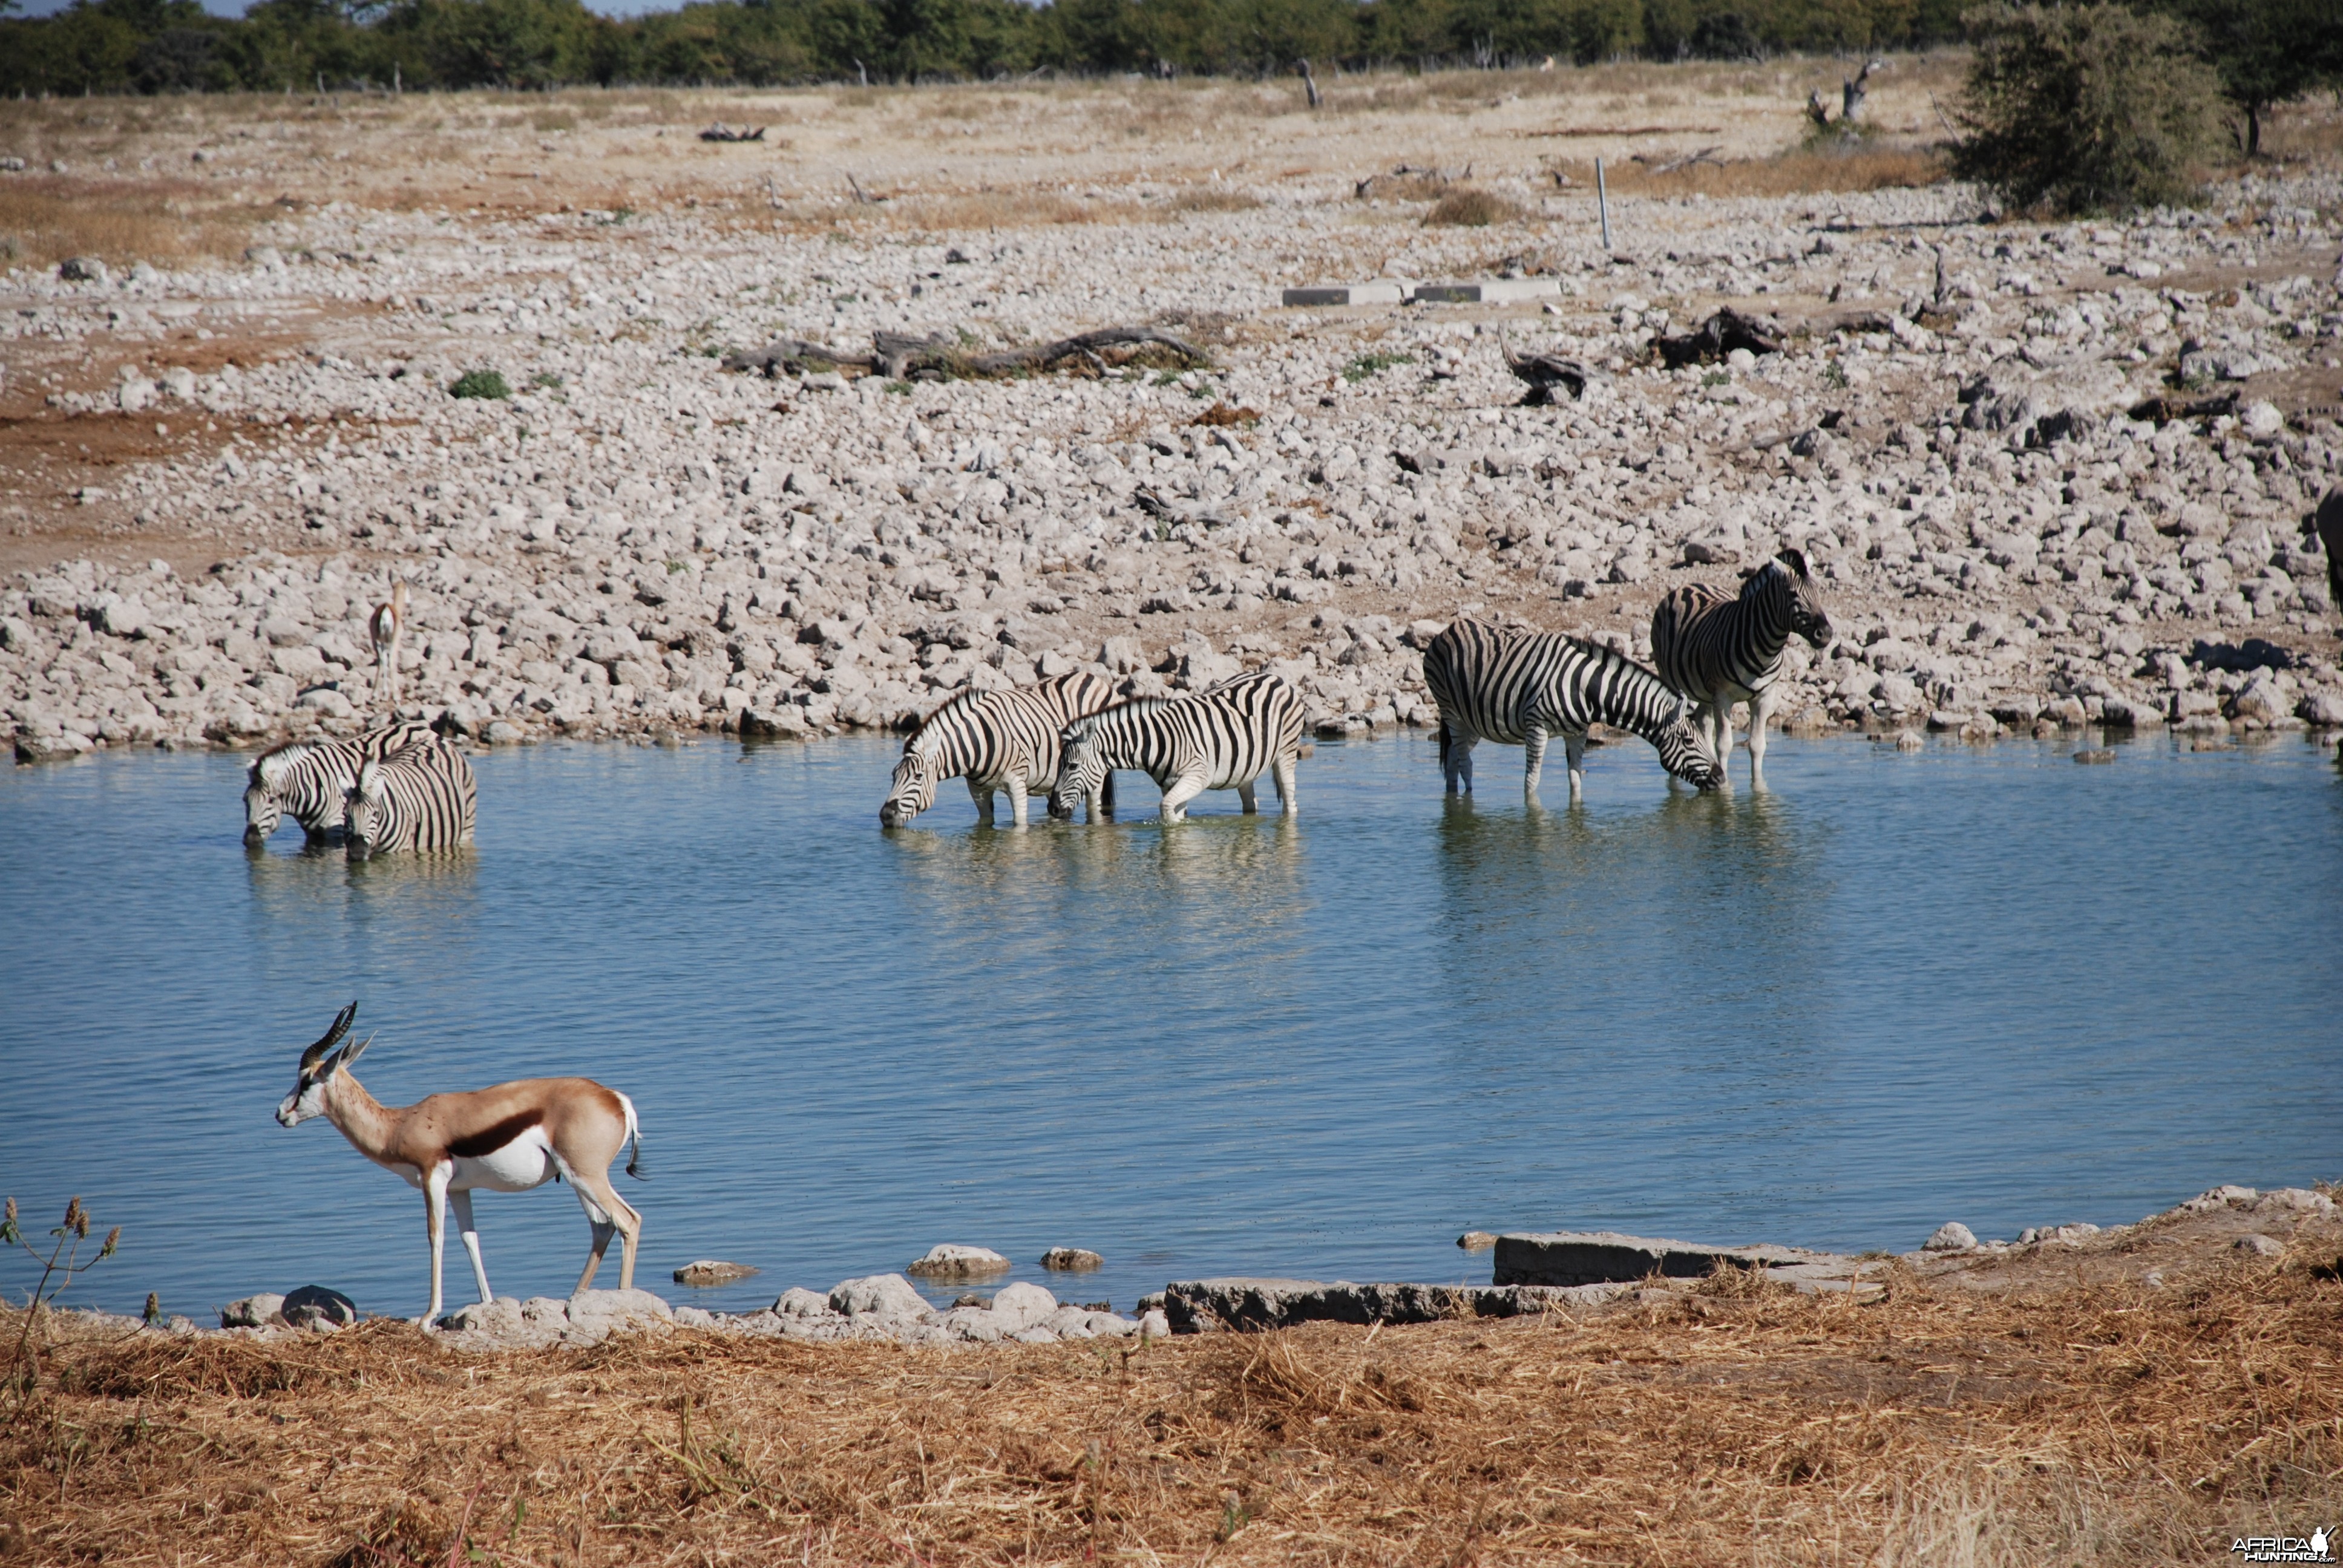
905,685 -> 992,754
254,740 -> 319,787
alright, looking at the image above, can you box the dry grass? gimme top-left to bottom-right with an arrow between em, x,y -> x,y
0,177 -> 257,270
1567,138 -> 1953,200
5,1246 -> 2337,1566
1424,187 -> 1526,227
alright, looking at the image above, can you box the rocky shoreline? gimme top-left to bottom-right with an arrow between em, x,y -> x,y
61,1180 -> 2335,1353
7,148 -> 2343,765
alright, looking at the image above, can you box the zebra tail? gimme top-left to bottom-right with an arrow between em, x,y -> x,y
1437,718 -> 1450,775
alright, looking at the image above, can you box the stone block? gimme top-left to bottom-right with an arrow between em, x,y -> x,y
1492,1230 -> 1851,1289
1282,282 -> 1406,307
1412,278 -> 1561,304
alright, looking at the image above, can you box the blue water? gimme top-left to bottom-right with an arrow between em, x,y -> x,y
2,729 -> 2339,1325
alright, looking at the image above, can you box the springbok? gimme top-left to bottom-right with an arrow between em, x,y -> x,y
275,1002 -> 646,1327
367,581 -> 409,708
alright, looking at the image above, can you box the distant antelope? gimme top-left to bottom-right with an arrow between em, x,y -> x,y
276,1002 -> 646,1327
367,581 -> 409,708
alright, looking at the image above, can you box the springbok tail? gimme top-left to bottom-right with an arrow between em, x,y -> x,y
618,1091 -> 646,1180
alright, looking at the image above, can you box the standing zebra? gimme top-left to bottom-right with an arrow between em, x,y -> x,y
244,720 -> 434,847
1047,670 -> 1305,823
1649,548 -> 1832,785
1424,619 -> 1725,799
345,738 -> 477,858
880,671 -> 1118,828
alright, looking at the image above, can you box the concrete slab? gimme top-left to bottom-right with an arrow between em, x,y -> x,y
1282,282 -> 1407,307
1412,278 -> 1563,304
1493,1230 -> 1861,1289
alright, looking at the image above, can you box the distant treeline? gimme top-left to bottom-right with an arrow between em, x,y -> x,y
0,0 -> 1972,96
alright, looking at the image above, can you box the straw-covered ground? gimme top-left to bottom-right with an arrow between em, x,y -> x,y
5,1205 -> 2338,1566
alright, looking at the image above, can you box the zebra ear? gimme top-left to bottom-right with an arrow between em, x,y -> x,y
1778,546 -> 1810,580
1672,695 -> 1690,725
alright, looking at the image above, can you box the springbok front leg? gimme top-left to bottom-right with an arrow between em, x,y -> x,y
423,1161 -> 453,1326
1522,722 -> 1549,797
449,1187 -> 492,1305
1564,731 -> 1588,800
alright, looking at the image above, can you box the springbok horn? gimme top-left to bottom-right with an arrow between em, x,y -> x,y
300,1002 -> 358,1076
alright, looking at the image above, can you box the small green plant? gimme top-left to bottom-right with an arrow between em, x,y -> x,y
3,1195 -> 119,1420
1950,3 -> 2221,215
1343,349 -> 1415,384
529,371 -> 563,389
450,368 -> 510,400
1823,358 -> 1850,390
1151,368 -> 1184,387
883,379 -> 913,396
1702,368 -> 1730,387
667,558 -> 689,574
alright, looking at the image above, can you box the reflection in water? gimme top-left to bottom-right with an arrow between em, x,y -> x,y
3,732 -> 2340,1323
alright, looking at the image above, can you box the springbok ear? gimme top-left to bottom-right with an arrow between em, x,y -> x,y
300,1002 -> 357,1077
1778,546 -> 1810,579
333,1031 -> 376,1075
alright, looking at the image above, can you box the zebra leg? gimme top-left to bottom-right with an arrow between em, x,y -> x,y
1273,753 -> 1299,815
1006,774 -> 1030,829
1159,772 -> 1208,822
1747,689 -> 1775,786
967,777 -> 995,825
1522,724 -> 1548,798
1236,779 -> 1258,814
1564,731 -> 1587,799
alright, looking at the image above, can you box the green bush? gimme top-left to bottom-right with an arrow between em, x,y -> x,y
2149,0 -> 2343,157
1951,3 -> 2221,216
450,368 -> 511,400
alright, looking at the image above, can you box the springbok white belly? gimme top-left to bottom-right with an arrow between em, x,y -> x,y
450,1127 -> 560,1193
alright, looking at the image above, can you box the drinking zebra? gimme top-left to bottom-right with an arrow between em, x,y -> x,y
880,671 -> 1119,828
1423,619 -> 1725,798
1649,548 -> 1833,784
345,738 -> 478,858
1047,670 -> 1305,823
244,720 -> 434,847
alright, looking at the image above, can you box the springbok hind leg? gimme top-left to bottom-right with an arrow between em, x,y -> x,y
572,1171 -> 643,1294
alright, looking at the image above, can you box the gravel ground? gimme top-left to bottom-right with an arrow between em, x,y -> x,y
5,73 -> 2342,767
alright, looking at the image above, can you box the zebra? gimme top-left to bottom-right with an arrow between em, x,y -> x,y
345,738 -> 478,859
880,671 -> 1119,829
1649,547 -> 1833,784
1423,619 -> 1725,799
244,720 -> 434,847
1047,670 -> 1305,823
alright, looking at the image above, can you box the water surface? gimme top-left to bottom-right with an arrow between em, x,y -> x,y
2,730 -> 2338,1322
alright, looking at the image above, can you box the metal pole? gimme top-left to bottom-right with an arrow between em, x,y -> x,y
1596,157 -> 1612,250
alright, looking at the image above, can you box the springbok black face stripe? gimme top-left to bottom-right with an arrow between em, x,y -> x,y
1423,619 -> 1724,791
246,720 -> 433,840
1650,552 -> 1834,713
346,739 -> 477,857
881,672 -> 1118,826
1049,670 -> 1305,820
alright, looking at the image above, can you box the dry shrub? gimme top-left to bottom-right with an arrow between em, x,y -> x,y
906,189 -> 1107,227
0,178 -> 254,269
7,1250 -> 2338,1566
1165,186 -> 1260,212
1425,186 -> 1524,226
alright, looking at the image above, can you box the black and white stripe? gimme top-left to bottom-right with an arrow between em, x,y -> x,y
1650,548 -> 1832,781
1047,670 -> 1305,823
244,720 -> 433,846
1423,619 -> 1724,796
880,672 -> 1118,828
345,737 -> 477,858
